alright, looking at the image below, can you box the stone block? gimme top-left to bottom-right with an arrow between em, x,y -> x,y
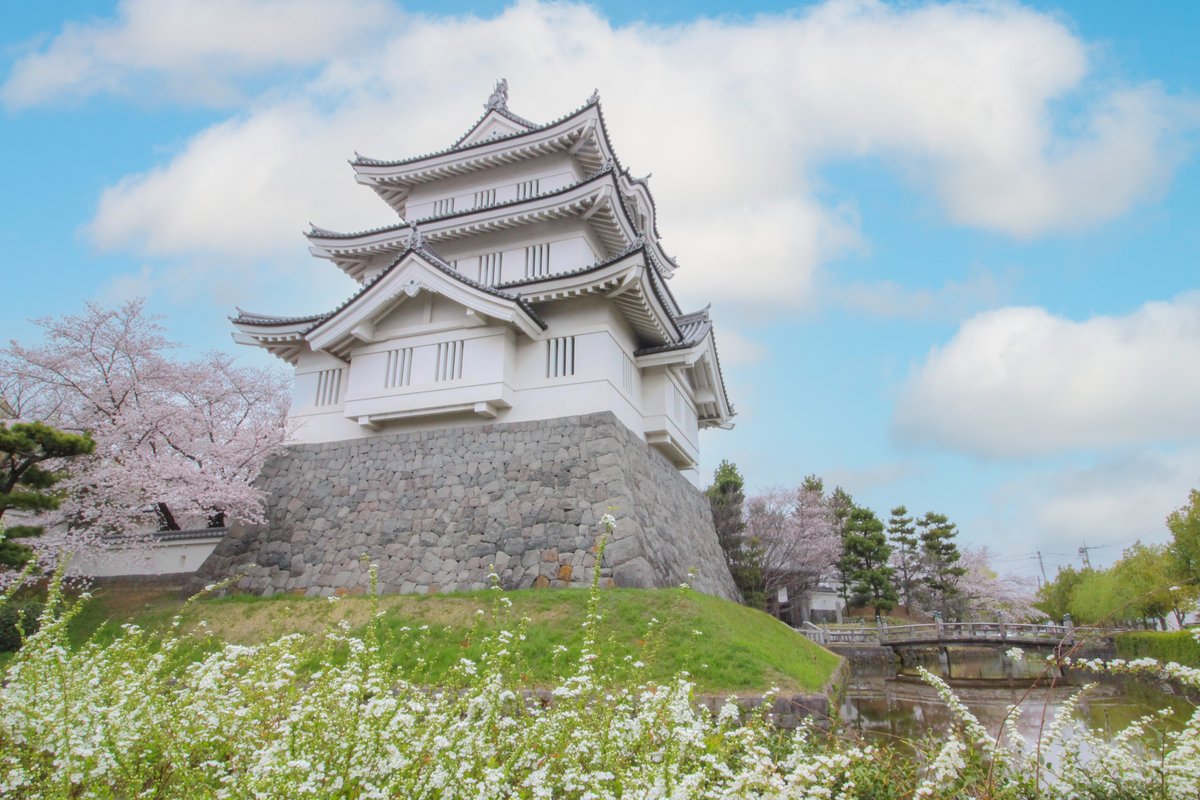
612,557 -> 656,589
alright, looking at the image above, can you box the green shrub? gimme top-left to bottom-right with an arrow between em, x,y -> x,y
1116,630 -> 1200,667
0,600 -> 43,651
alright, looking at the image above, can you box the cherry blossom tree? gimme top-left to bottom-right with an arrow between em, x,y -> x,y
2,300 -> 289,541
954,546 -> 1039,622
745,478 -> 841,617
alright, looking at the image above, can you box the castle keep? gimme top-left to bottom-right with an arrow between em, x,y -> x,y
197,83 -> 739,600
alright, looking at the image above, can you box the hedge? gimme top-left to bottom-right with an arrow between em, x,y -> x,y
1115,630 -> 1200,667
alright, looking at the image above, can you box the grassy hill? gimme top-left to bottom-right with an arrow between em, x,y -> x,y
66,583 -> 839,693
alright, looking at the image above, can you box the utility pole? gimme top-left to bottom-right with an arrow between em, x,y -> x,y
1078,540 -> 1095,569
1036,550 -> 1049,585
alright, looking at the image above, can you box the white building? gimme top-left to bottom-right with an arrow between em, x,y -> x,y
232,82 -> 733,482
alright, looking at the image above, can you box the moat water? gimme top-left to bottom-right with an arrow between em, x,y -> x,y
838,647 -> 1195,752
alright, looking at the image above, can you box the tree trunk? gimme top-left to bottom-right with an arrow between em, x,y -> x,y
156,502 -> 181,531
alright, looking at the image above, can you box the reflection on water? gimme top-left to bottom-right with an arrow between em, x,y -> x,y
839,647 -> 1194,753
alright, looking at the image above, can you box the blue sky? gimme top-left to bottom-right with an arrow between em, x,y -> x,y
2,0 -> 1198,581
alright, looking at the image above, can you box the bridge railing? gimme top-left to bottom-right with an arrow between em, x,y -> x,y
799,621 -> 1084,647
798,622 -> 881,645
878,622 -> 1075,644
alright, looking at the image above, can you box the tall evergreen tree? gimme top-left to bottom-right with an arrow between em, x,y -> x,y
887,505 -> 919,610
0,421 -> 95,568
706,460 -> 762,607
801,474 -> 825,496
828,487 -> 855,606
840,506 -> 898,614
918,511 -> 966,617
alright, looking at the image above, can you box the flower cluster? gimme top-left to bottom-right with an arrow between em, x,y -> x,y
0,561 -> 1197,797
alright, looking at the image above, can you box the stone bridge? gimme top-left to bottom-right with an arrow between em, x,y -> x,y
799,621 -> 1116,651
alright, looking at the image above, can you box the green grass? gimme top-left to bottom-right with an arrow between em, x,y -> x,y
60,584 -> 840,693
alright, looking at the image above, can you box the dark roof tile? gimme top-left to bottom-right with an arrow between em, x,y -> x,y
352,97 -> 598,169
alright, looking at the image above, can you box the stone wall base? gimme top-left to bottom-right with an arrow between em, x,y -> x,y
191,412 -> 740,602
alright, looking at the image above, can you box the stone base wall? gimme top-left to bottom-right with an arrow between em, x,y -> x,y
192,412 -> 740,602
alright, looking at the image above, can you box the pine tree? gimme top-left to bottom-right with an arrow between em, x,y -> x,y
887,505 -> 919,610
0,421 -> 95,567
828,486 -> 855,606
706,460 -> 763,607
840,506 -> 898,614
918,511 -> 966,617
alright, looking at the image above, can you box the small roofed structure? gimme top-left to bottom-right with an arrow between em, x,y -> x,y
233,82 -> 734,482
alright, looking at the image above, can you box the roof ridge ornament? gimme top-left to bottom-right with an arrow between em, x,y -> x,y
405,225 -> 424,250
588,88 -> 599,104
484,78 -> 509,111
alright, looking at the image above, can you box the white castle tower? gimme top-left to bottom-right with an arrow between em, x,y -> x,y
232,81 -> 733,484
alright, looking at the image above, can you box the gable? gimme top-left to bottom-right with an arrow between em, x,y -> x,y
374,293 -> 468,337
457,112 -> 529,148
305,249 -> 544,359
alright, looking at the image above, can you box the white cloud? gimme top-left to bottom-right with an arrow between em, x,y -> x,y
984,447 -> 1200,573
830,267 -> 1017,321
2,0 -> 398,108
893,293 -> 1200,457
711,326 -> 766,367
18,0 -> 1190,316
823,461 -> 922,495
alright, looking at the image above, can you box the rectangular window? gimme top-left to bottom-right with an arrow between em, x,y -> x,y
433,197 -> 455,216
622,352 -> 635,394
546,336 -> 576,378
435,340 -> 464,382
383,347 -> 413,388
479,251 -> 503,284
516,179 -> 540,200
524,243 -> 550,278
314,368 -> 343,406
473,188 -> 496,208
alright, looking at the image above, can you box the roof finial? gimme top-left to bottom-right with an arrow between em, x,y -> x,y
588,88 -> 599,104
485,78 -> 509,111
406,225 -> 423,250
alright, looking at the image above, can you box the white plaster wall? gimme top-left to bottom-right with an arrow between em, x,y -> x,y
345,327 -> 513,420
808,591 -> 845,612
457,236 -> 596,285
351,220 -> 606,286
287,299 -> 644,446
640,369 -> 701,453
292,351 -> 349,413
283,293 -> 702,480
442,220 -> 602,285
406,152 -> 584,220
68,538 -> 221,577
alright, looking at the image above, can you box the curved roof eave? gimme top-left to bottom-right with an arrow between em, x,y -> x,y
309,168 -> 680,285
352,98 -> 600,174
